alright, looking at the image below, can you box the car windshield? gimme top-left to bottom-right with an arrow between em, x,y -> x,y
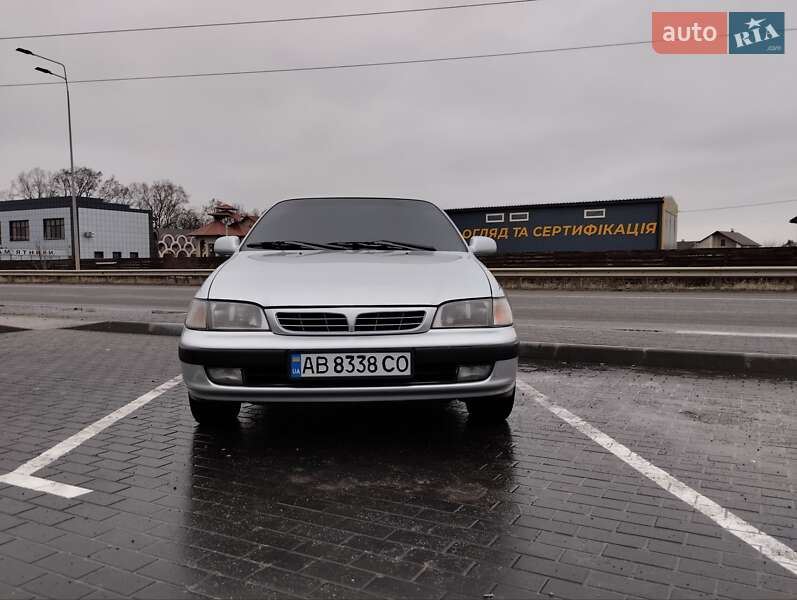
243,198 -> 467,252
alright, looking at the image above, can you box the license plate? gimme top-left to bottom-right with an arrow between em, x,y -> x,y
289,352 -> 412,378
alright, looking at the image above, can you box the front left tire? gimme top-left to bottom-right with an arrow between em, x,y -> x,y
465,387 -> 515,423
189,396 -> 241,424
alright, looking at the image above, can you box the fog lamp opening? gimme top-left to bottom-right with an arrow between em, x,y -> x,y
207,367 -> 243,385
457,364 -> 492,382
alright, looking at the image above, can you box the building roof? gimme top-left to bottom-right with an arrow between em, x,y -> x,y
0,196 -> 150,214
444,196 -> 668,214
677,240 -> 697,249
190,220 -> 253,238
790,216 -> 797,224
699,230 -> 760,247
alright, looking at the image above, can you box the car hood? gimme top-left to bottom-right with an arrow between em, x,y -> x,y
206,250 -> 492,306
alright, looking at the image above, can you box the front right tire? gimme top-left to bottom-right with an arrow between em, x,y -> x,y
465,387 -> 515,423
189,396 -> 241,425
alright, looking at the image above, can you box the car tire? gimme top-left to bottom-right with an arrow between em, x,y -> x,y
189,396 -> 241,424
465,387 -> 515,423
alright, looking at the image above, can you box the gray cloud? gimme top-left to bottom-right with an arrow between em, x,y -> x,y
1,0 -> 795,243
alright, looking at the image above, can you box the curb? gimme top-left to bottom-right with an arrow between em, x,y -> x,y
0,325 -> 26,334
66,321 -> 184,337
519,341 -> 797,378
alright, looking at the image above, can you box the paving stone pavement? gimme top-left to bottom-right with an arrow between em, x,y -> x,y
0,330 -> 795,599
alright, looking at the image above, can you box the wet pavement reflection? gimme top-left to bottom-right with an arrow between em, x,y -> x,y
178,402 -> 520,597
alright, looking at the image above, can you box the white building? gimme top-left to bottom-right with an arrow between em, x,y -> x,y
0,197 -> 153,261
693,230 -> 760,249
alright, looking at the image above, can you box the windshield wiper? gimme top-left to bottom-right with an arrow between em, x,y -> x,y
246,240 -> 337,250
329,240 -> 436,251
374,239 -> 436,251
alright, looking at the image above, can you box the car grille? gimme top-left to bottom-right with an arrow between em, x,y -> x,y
354,311 -> 426,332
276,312 -> 348,333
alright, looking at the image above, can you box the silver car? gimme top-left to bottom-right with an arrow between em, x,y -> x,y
179,197 -> 518,424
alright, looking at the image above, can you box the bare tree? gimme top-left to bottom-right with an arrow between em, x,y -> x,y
131,180 -> 190,230
51,166 -> 104,198
8,168 -> 56,199
174,207 -> 204,230
98,175 -> 132,204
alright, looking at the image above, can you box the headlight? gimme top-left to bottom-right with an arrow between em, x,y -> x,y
184,300 -> 269,331
433,298 -> 491,328
432,297 -> 513,328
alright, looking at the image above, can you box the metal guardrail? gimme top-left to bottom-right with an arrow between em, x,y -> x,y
1,266 -> 797,279
0,269 -> 214,276
490,266 -> 797,277
0,269 -> 213,284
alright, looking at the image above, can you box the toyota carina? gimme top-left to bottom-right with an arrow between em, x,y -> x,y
179,197 -> 518,424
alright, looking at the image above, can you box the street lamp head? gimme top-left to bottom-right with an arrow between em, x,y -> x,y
34,66 -> 53,75
15,47 -> 34,55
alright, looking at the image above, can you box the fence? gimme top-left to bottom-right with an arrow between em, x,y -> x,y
480,246 -> 797,269
1,247 -> 795,271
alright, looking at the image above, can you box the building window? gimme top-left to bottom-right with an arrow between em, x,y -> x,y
94,251 -> 104,259
112,251 -> 122,259
509,212 -> 529,222
10,220 -> 30,241
130,252 -> 139,258
43,218 -> 65,240
485,213 -> 505,223
584,209 -> 606,219
720,239 -> 726,247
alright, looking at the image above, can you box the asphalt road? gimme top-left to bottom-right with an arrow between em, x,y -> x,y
0,328 -> 794,599
508,290 -> 797,355
1,284 -> 796,354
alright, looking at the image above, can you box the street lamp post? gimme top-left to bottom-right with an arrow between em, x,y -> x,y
16,47 -> 81,271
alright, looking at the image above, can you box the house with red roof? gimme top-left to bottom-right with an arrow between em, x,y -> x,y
189,201 -> 257,257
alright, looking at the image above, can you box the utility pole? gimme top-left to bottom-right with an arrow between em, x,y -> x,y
16,48 -> 81,270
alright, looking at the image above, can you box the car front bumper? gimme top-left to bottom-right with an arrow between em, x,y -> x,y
179,326 -> 518,403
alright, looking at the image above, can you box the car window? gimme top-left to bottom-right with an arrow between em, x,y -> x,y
243,198 -> 467,252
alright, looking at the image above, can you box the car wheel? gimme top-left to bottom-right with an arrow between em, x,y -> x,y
465,387 -> 515,423
189,396 -> 241,424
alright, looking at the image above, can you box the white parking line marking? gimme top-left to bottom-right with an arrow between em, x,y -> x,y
675,329 -> 797,339
517,380 -> 797,577
0,473 -> 91,499
0,376 -> 182,499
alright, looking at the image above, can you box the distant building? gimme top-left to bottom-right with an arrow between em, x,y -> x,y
445,196 -> 678,254
677,240 -> 697,250
189,202 -> 257,257
0,197 -> 152,261
693,230 -> 760,249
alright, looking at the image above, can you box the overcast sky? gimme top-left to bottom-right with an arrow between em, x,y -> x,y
1,0 -> 794,243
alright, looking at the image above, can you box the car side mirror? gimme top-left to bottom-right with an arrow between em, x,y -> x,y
468,235 -> 497,256
214,235 -> 240,257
